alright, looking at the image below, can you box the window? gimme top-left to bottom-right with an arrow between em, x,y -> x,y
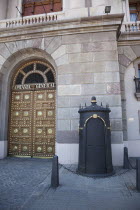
129,2 -> 140,21
22,0 -> 62,17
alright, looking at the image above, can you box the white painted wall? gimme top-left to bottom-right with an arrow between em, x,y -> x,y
0,141 -> 7,159
91,0 -> 123,16
0,0 -> 124,20
64,0 -> 123,19
0,0 -> 8,20
125,62 -> 140,157
7,0 -> 20,19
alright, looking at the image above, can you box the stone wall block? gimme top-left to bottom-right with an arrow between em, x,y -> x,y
6,42 -> 18,54
0,55 -> 6,66
44,37 -> 54,49
58,73 -> 94,85
90,31 -> 116,42
58,108 -> 70,120
118,54 -> 131,67
51,45 -> 66,60
3,60 -> 10,69
121,91 -> 126,100
94,51 -> 118,62
16,40 -> 25,51
24,39 -> 34,49
81,84 -> 106,95
81,41 -> 117,53
110,119 -> 123,131
92,61 -> 119,72
70,108 -> 79,119
55,54 -> 69,66
120,73 -> 124,81
58,96 -> 70,108
58,74 -> 71,85
122,119 -> 127,130
62,33 -> 91,44
58,85 -> 81,96
32,38 -> 42,49
0,43 -> 11,59
69,52 -> 93,63
119,65 -> 126,74
58,120 -> 71,131
110,107 -> 122,119
70,96 -> 92,107
94,95 -> 121,107
58,62 -> 95,75
111,131 -> 123,144
118,47 -> 124,55
66,44 -> 81,53
71,119 -> 79,131
24,38 -> 42,50
131,45 -> 140,58
94,72 -> 120,83
106,83 -> 121,95
57,131 -> 79,143
46,36 -> 62,54
123,46 -> 137,61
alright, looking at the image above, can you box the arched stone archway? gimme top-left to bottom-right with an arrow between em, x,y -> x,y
0,48 -> 57,158
118,44 -> 140,142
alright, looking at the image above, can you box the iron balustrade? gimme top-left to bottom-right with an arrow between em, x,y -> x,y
134,77 -> 140,93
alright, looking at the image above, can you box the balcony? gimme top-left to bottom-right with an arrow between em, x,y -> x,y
0,11 -> 65,29
124,21 -> 140,32
134,77 -> 140,101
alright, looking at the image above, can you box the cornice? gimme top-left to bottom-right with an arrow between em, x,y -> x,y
0,14 -> 124,43
118,31 -> 140,46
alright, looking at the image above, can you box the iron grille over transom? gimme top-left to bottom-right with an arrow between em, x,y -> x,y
13,61 -> 55,89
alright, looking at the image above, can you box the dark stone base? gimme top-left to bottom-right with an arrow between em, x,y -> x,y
77,170 -> 115,178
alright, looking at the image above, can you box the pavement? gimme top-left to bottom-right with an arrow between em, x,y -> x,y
0,157 -> 140,210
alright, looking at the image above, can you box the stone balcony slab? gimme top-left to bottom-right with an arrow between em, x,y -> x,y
0,14 -> 124,43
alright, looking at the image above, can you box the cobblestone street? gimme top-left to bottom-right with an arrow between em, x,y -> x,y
0,157 -> 140,210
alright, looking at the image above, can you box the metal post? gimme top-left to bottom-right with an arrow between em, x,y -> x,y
136,158 -> 140,191
123,147 -> 130,169
51,155 -> 59,188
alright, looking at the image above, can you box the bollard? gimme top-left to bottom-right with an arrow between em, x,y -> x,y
51,155 -> 59,188
136,158 -> 140,192
123,147 -> 130,169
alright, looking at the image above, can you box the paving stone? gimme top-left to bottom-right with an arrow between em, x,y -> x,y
0,158 -> 140,210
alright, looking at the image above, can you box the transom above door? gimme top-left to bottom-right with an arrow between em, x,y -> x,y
8,61 -> 56,157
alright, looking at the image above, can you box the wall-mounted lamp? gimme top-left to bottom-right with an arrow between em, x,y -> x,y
105,6 -> 111,14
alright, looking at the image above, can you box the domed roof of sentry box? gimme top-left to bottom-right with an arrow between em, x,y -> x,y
78,96 -> 111,113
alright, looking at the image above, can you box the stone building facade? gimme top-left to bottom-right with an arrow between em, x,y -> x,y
0,0 -> 140,166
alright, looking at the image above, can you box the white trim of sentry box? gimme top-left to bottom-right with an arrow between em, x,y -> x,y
56,143 -> 124,166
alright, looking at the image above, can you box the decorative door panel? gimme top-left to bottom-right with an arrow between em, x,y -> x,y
8,60 -> 56,158
9,91 -> 33,156
33,90 -> 55,157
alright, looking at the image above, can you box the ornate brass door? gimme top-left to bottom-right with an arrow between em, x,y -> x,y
8,61 -> 56,157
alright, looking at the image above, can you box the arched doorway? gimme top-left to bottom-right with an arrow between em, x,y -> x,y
8,60 -> 56,157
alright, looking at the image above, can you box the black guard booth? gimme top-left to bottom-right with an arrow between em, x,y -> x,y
78,97 -> 114,176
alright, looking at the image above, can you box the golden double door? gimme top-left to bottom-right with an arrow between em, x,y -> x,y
9,89 -> 55,157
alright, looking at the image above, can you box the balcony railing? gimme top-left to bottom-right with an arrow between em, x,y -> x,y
123,21 -> 140,32
0,11 -> 65,29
